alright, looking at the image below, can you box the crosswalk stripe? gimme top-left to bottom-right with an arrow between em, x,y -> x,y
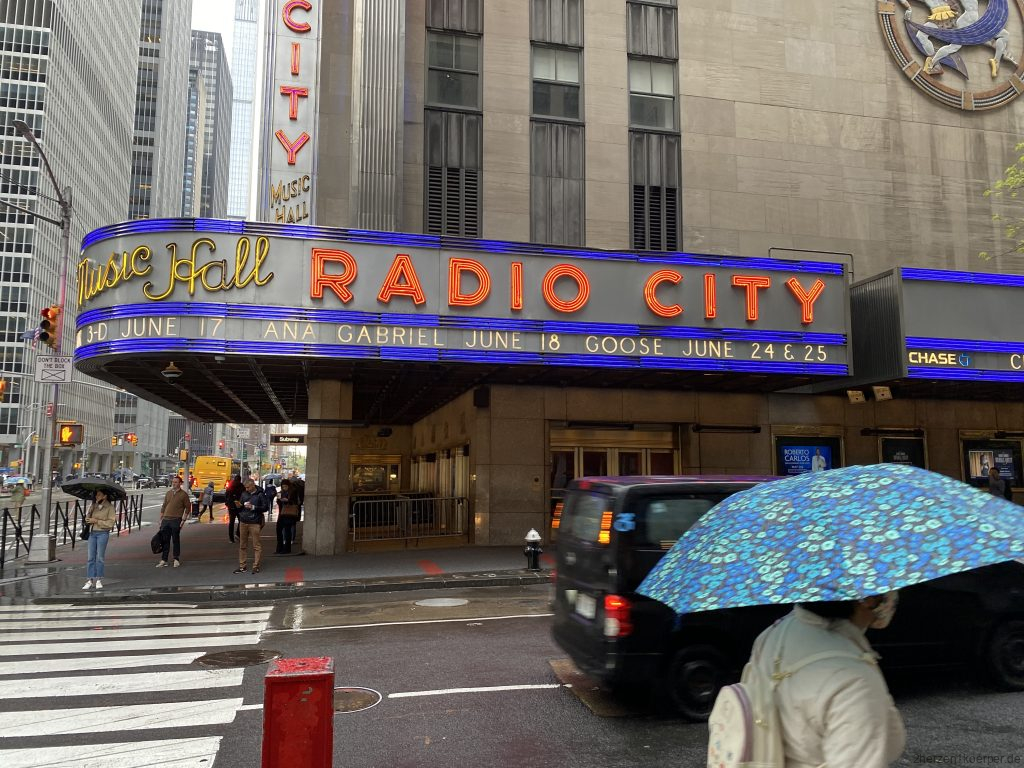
0,736 -> 222,768
0,605 -> 270,617
0,698 -> 243,736
0,606 -> 228,618
1,633 -> 260,657
0,652 -> 203,677
0,668 -> 244,699
0,621 -> 266,643
0,614 -> 268,629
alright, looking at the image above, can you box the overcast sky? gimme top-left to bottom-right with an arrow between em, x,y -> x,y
191,3 -> 236,65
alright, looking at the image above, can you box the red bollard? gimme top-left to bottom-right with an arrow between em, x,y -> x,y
262,657 -> 335,768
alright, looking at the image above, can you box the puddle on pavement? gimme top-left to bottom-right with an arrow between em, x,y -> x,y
195,649 -> 282,668
334,686 -> 382,713
413,597 -> 469,607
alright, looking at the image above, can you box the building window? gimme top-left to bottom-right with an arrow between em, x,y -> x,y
628,58 -> 676,130
427,32 -> 480,110
427,0 -> 482,34
532,46 -> 581,120
531,122 -> 584,245
425,110 -> 481,236
630,131 -> 680,251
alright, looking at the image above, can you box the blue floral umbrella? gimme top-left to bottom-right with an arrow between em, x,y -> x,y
638,463 -> 1024,615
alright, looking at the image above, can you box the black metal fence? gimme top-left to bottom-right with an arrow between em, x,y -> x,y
349,495 -> 468,544
0,494 -> 144,569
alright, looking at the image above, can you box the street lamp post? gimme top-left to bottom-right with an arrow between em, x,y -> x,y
10,119 -> 72,563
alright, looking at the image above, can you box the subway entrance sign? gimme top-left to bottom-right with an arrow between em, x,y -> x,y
271,434 -> 306,445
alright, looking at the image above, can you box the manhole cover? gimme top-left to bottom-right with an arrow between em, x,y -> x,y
414,597 -> 469,607
195,649 -> 282,668
334,686 -> 382,713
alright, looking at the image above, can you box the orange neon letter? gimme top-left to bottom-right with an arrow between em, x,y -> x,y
280,86 -> 309,120
510,262 -> 524,311
731,275 -> 771,322
378,253 -> 426,305
283,0 -> 312,32
704,274 -> 717,319
643,270 -> 683,318
310,248 -> 357,303
448,258 -> 491,307
785,278 -> 826,325
291,42 -> 301,75
541,264 -> 590,313
275,130 -> 311,165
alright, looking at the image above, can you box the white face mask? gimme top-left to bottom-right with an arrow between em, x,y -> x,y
870,591 -> 899,629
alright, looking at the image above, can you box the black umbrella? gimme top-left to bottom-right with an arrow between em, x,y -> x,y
60,478 -> 128,502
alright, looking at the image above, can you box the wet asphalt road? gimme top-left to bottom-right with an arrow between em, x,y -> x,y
206,585 -> 1024,768
4,584 -> 1021,767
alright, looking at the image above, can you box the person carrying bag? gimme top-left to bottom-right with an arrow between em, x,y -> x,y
82,489 -> 117,590
275,478 -> 300,555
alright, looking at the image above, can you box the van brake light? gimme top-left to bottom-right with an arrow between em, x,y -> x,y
603,594 -> 633,638
597,509 -> 613,544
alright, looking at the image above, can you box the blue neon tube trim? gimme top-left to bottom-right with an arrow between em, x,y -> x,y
907,366 -> 1024,382
76,303 -> 846,347
905,337 -> 1024,354
74,338 -> 847,376
80,219 -> 846,275
901,268 -> 1024,288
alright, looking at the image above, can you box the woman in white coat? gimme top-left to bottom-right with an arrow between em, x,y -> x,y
748,594 -> 906,768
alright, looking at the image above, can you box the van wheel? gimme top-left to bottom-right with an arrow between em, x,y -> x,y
664,645 -> 729,721
984,620 -> 1024,691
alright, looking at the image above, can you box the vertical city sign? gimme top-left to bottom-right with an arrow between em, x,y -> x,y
260,0 -> 322,225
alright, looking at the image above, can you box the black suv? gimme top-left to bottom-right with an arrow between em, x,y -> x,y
551,476 -> 1024,720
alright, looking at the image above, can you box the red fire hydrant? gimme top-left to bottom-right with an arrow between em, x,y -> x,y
262,657 -> 335,768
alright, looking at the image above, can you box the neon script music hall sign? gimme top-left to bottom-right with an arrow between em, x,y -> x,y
310,249 -> 828,324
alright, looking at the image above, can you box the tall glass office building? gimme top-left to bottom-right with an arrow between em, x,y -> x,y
128,0 -> 190,220
227,0 -> 257,218
189,30 -> 232,218
0,0 -> 141,476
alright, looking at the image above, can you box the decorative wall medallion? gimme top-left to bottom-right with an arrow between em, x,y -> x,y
878,0 -> 1024,110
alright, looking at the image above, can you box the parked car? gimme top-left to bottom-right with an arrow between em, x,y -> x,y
134,475 -> 155,489
551,476 -> 1024,720
155,474 -> 171,487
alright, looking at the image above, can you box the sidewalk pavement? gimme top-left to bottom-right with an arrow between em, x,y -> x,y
0,505 -> 554,605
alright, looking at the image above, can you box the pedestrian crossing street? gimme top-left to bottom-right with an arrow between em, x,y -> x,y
0,602 -> 272,768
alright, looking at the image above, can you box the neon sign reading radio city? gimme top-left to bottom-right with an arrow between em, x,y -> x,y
79,238 -> 829,324
309,249 -> 826,323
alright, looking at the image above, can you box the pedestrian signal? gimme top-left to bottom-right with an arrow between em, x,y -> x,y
59,423 -> 83,445
38,305 -> 62,349
0,379 -> 6,402
111,435 -> 118,447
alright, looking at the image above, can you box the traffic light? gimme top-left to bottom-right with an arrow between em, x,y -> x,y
218,439 -> 225,450
111,435 -> 118,447
38,305 -> 62,349
0,379 -> 6,402
59,423 -> 83,445
125,432 -> 138,445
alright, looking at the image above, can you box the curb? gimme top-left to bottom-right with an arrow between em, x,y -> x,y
33,569 -> 553,604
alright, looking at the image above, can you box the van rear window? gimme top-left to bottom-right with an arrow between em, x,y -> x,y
561,491 -> 613,542
636,494 -> 728,549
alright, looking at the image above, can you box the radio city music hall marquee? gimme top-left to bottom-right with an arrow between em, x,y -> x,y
74,221 -> 851,377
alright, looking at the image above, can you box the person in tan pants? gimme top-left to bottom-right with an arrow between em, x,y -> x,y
234,478 -> 267,574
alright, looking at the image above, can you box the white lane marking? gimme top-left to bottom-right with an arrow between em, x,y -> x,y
1,633 -> 260,657
389,683 -> 566,699
0,605 -> 270,617
0,621 -> 267,643
0,736 -> 222,768
0,652 -> 202,676
0,699 -> 243,736
264,612 -> 553,634
1,614 -> 269,629
0,668 -> 244,699
238,703 -> 263,711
